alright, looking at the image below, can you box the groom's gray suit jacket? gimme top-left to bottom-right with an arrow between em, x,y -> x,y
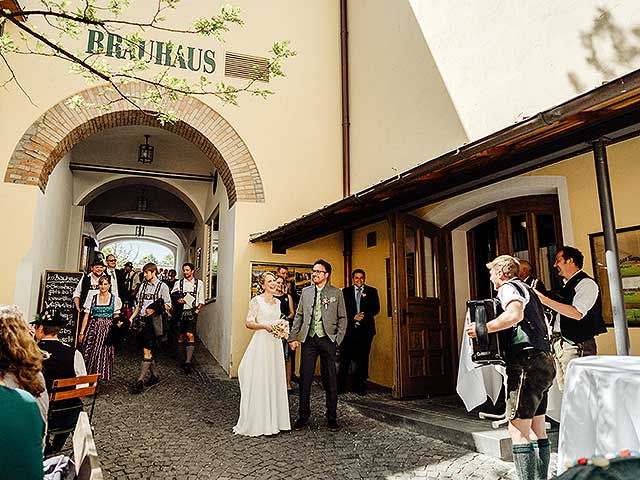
289,283 -> 347,345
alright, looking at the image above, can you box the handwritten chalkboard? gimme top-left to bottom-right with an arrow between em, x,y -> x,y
39,270 -> 84,347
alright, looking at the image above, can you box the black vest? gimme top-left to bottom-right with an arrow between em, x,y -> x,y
79,274 -> 99,307
505,280 -> 551,355
38,339 -> 77,393
556,271 -> 607,343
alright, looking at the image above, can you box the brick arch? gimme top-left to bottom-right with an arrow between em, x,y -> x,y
3,83 -> 264,205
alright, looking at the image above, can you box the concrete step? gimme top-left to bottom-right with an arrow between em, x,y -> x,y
343,394 -> 558,461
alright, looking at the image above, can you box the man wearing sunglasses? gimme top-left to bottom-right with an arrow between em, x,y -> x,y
288,259 -> 347,432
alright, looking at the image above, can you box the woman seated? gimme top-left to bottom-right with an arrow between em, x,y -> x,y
0,304 -> 46,479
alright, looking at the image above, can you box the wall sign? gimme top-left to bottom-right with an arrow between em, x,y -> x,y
86,29 -> 217,74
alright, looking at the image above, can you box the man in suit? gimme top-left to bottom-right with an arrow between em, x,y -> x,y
337,269 -> 380,395
518,259 -> 547,295
288,259 -> 347,431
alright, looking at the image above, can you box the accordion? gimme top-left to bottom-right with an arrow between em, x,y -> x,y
467,298 -> 508,365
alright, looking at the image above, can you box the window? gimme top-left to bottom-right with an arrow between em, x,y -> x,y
206,210 -> 219,300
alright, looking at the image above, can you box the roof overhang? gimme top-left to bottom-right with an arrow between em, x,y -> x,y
252,69 -> 640,252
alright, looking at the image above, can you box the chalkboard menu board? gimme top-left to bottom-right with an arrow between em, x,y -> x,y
39,270 -> 84,347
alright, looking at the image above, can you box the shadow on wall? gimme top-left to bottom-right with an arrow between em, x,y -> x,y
568,8 -> 640,92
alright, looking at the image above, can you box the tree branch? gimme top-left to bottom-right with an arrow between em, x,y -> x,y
0,51 -> 37,106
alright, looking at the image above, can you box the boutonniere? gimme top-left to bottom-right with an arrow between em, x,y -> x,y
321,297 -> 330,309
361,292 -> 367,298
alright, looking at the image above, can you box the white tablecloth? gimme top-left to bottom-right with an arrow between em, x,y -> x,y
557,356 -> 640,475
456,326 -> 504,411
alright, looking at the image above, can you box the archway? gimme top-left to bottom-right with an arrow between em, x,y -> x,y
4,82 -> 264,206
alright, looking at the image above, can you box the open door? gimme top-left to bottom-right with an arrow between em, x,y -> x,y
393,212 -> 453,398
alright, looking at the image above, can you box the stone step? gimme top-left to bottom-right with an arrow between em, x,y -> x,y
345,396 -> 558,461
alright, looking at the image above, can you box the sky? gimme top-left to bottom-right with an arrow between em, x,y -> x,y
102,240 -> 174,267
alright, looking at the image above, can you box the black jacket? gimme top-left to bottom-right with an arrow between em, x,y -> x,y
342,284 -> 380,337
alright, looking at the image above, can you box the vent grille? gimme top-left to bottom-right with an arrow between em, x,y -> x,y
225,52 -> 269,82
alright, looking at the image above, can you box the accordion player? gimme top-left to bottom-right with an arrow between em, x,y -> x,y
467,298 -> 509,365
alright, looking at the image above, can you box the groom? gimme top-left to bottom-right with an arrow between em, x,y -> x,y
288,259 -> 347,431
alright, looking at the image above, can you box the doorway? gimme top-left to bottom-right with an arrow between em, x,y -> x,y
467,195 -> 563,300
392,213 -> 454,398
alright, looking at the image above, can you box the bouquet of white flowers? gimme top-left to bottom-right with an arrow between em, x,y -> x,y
270,317 -> 290,340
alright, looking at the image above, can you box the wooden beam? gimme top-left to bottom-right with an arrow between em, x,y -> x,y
85,215 -> 195,229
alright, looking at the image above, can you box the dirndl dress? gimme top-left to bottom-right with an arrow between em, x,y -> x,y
83,294 -> 116,381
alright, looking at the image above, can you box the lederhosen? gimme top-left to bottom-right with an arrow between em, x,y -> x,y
503,280 -> 556,420
176,279 -> 199,337
137,281 -> 163,351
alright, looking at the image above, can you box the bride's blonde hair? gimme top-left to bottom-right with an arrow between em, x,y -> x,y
255,271 -> 277,294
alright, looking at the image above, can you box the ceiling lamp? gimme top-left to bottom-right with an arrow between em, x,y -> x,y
138,134 -> 154,164
136,189 -> 148,212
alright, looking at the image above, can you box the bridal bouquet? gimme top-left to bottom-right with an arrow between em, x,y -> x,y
271,317 -> 290,339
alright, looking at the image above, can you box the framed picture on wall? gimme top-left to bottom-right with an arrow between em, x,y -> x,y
250,262 -> 313,298
589,225 -> 640,327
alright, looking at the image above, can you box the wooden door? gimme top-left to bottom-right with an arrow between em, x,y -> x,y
393,213 -> 452,398
497,195 -> 563,291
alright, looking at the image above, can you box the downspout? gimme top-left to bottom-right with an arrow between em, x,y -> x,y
341,0 -> 352,285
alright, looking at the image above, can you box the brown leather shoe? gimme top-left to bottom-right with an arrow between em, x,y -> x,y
327,419 -> 340,431
293,418 -> 309,431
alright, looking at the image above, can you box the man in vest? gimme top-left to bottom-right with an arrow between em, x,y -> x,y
128,262 -> 171,394
72,258 -> 105,313
534,246 -> 607,391
467,255 -> 555,480
171,262 -> 204,374
33,309 -> 87,454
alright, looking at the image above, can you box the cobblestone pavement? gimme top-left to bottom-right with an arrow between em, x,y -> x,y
92,340 -> 549,479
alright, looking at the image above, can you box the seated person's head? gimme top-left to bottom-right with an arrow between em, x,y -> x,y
32,309 -> 67,341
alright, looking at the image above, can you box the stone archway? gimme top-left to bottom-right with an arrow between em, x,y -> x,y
3,82 -> 264,206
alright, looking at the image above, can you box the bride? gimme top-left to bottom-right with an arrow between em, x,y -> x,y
233,271 -> 291,436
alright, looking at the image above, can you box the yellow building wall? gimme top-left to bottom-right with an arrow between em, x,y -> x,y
529,135 -> 640,355
0,1 -> 344,317
229,202 -> 345,377
351,221 -> 394,387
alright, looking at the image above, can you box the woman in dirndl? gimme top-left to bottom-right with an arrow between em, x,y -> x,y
79,274 -> 122,381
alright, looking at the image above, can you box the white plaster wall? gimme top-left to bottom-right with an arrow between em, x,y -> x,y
14,155 -> 74,320
197,179 -> 235,373
348,0 -> 468,192
410,0 -> 640,140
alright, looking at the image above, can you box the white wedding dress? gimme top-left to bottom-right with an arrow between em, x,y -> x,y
233,295 -> 291,436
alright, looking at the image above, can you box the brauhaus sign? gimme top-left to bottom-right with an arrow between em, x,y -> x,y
86,29 -> 217,74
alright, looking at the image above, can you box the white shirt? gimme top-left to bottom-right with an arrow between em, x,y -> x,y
171,278 -> 205,309
136,279 -> 171,315
82,292 -> 123,314
497,280 -> 530,312
105,268 -> 120,299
